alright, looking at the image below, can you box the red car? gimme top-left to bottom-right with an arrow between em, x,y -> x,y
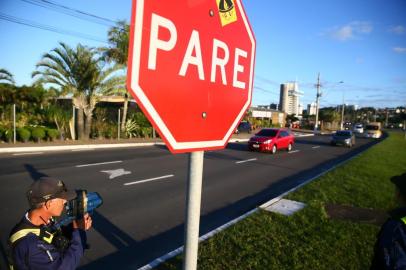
248,128 -> 295,154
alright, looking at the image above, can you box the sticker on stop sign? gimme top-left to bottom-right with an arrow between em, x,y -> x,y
127,0 -> 256,153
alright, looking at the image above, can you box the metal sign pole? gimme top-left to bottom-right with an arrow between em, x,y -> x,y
183,151 -> 204,270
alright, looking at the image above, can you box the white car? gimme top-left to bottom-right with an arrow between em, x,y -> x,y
353,124 -> 364,134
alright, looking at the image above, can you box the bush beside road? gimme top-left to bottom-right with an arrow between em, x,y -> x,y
157,131 -> 406,270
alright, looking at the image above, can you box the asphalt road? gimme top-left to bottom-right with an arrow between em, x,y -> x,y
0,134 -> 379,269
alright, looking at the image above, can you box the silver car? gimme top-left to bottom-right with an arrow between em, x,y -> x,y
353,123 -> 363,134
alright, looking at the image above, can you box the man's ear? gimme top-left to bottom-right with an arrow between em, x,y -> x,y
44,200 -> 52,209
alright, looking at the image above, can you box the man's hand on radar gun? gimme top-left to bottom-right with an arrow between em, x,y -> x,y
73,213 -> 92,231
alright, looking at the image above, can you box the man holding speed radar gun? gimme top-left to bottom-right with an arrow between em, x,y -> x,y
8,177 -> 103,270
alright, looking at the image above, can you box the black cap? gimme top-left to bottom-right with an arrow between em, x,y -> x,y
27,177 -> 76,206
391,173 -> 406,197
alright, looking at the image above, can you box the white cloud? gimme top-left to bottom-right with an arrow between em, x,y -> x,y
327,21 -> 373,41
393,47 -> 406,53
389,25 -> 405,35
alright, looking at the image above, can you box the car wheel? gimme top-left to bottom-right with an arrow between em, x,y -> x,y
287,143 -> 292,152
271,145 -> 277,154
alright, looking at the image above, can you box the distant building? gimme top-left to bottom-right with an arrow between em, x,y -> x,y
298,104 -> 304,117
250,107 -> 286,127
307,102 -> 317,115
279,82 -> 301,116
256,103 -> 279,110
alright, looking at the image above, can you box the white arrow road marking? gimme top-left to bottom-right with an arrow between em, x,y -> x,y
235,158 -> 257,164
288,150 -> 300,154
101,168 -> 132,179
76,160 -> 122,168
124,174 -> 175,186
312,146 -> 320,149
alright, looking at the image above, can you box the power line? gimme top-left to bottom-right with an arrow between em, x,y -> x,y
0,12 -> 108,43
19,0 -> 118,27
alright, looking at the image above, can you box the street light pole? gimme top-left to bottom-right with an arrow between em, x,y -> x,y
314,73 -> 321,132
340,98 -> 345,130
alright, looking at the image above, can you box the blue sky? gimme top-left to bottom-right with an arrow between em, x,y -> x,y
1,0 -> 405,108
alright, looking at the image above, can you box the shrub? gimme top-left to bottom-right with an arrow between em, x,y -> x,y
46,128 -> 59,141
17,127 -> 31,142
0,127 -> 4,141
4,128 -> 13,142
104,126 -> 114,139
31,127 -> 46,142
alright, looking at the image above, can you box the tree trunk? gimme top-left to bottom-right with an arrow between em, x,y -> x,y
77,108 -> 85,140
121,94 -> 129,132
85,113 -> 92,140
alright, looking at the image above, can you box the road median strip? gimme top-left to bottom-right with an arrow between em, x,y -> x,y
151,132 -> 404,270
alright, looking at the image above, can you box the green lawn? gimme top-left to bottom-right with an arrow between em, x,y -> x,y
157,131 -> 406,270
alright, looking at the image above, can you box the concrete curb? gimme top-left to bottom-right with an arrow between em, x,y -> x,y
0,142 -> 165,153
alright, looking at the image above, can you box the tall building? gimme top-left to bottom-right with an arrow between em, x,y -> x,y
307,102 -> 317,115
279,82 -> 301,116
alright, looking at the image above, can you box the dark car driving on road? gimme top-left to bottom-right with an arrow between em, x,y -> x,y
248,128 -> 294,154
235,122 -> 252,134
331,130 -> 356,147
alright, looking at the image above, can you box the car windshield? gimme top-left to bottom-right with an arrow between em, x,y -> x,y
256,129 -> 278,137
366,125 -> 379,130
335,131 -> 351,136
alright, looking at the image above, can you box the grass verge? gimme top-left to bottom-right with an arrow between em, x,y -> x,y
157,131 -> 406,270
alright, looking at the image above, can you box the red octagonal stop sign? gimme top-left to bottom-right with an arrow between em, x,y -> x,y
127,0 -> 256,153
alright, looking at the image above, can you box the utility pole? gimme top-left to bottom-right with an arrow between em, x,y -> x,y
340,93 -> 345,130
314,73 -> 321,132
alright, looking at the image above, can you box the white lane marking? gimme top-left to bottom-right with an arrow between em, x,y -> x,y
124,174 -> 174,186
72,149 -> 95,152
288,150 -> 300,154
235,158 -> 257,164
101,168 -> 131,179
312,146 -> 320,149
13,152 -> 44,156
76,160 -> 122,168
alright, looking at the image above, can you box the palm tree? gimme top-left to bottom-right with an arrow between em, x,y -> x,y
100,20 -> 130,132
0,68 -> 15,84
33,42 -> 125,140
83,64 -> 126,138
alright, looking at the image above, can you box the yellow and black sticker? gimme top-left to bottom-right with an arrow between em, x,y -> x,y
216,0 -> 237,26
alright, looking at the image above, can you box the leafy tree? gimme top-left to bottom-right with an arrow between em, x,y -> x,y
319,108 -> 340,124
286,114 -> 299,123
0,69 -> 14,84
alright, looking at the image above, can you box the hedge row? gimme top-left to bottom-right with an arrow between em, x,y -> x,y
0,126 -> 59,143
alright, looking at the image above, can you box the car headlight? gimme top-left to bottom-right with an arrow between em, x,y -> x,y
264,139 -> 272,144
345,138 -> 351,143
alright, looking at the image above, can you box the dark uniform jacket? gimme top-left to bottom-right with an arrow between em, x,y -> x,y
371,207 -> 406,270
9,213 -> 86,270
